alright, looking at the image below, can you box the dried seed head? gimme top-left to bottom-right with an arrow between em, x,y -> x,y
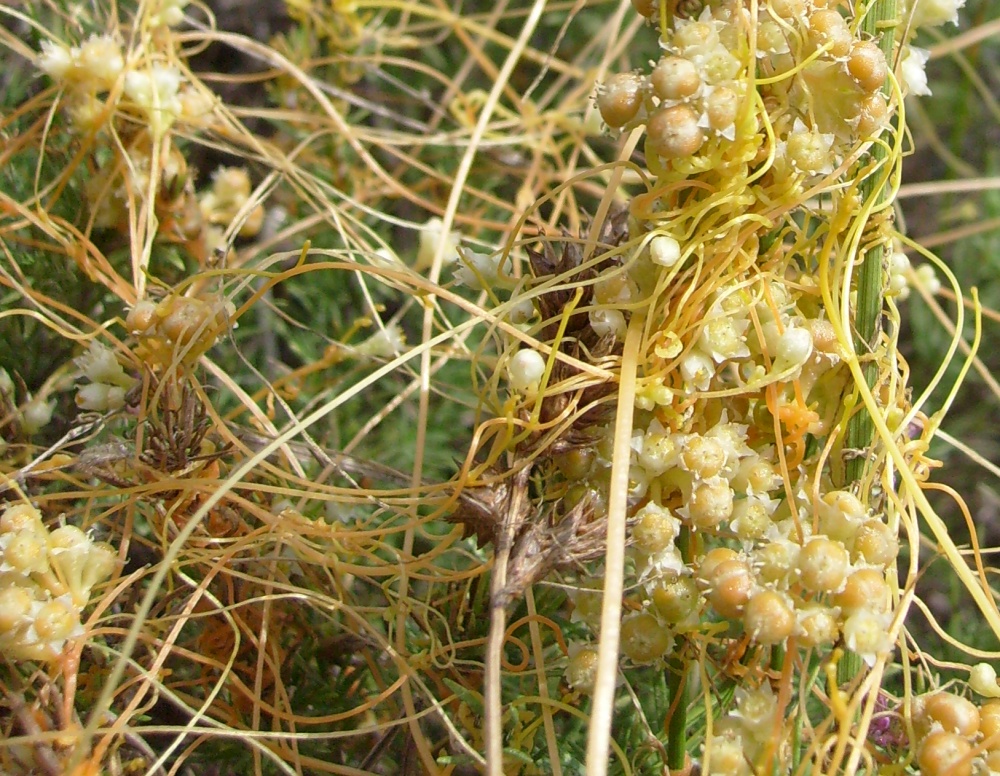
646,104 -> 705,159
597,72 -> 645,128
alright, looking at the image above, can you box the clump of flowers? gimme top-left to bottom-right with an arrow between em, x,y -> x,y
0,503 -> 116,662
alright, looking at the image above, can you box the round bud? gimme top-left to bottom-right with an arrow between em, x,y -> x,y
650,56 -> 701,102
856,92 -> 889,137
852,520 -> 898,567
916,731 -> 972,776
554,449 -> 595,481
507,348 -> 546,394
848,41 -> 888,93
698,547 -> 739,582
809,10 -> 852,58
646,104 -> 704,159
652,576 -> 701,622
621,612 -> 673,663
833,568 -> 889,614
743,590 -> 795,644
981,700 -> 1000,747
161,297 -> 212,345
706,559 -> 754,619
597,72 -> 645,128
919,692 -> 980,738
798,537 -> 849,594
565,646 -> 600,692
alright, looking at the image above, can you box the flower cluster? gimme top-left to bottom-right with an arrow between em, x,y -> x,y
0,503 -> 116,662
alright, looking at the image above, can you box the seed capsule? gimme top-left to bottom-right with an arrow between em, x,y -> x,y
743,590 -> 795,644
630,0 -> 657,17
632,506 -> 679,555
809,10 -> 852,58
686,479 -> 734,529
833,568 -> 889,614
705,558 -> 754,619
916,730 -> 972,776
852,519 -> 898,567
597,72 -> 645,129
981,700 -> 1000,746
856,92 -> 889,137
565,646 -> 600,692
848,40 -> 888,93
621,612 -> 673,663
650,56 -> 701,102
646,104 -> 704,159
652,576 -> 701,622
919,692 -> 981,737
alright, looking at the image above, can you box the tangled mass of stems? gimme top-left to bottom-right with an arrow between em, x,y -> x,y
0,0 -> 998,773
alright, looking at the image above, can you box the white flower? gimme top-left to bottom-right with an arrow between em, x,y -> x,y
355,324 -> 405,358
75,383 -> 127,412
76,35 -> 123,90
507,348 -> 546,394
731,683 -> 778,741
76,342 -> 133,387
908,0 -> 965,28
124,64 -> 183,133
38,40 -> 73,81
452,248 -> 513,290
680,350 -> 716,392
21,397 -> 54,435
900,46 -> 932,96
649,234 -> 682,267
970,663 -> 1000,698
416,217 -> 461,270
842,608 -> 893,667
